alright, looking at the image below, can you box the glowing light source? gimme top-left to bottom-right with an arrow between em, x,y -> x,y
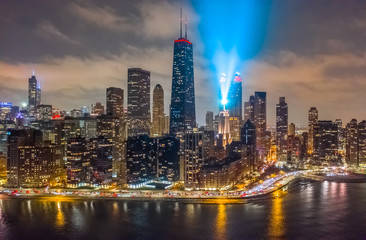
174,39 -> 192,44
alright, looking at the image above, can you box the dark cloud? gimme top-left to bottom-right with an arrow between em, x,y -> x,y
1,0 -> 366,126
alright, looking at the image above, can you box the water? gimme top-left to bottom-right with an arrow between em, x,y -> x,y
0,181 -> 366,240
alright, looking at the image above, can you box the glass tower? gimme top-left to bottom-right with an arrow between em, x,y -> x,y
169,13 -> 196,136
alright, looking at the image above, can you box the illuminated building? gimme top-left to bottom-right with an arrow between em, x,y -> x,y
90,136 -> 113,186
244,95 -> 254,122
151,84 -> 166,137
126,135 -> 180,184
66,136 -> 91,187
288,123 -> 295,136
169,12 -> 196,136
335,119 -> 344,152
28,73 -> 41,117
155,136 -> 180,182
287,135 -> 301,165
37,104 -> 52,120
313,120 -> 339,163
308,107 -> 318,154
346,119 -> 358,165
182,129 -> 209,188
7,129 -> 63,187
276,97 -> 288,161
0,152 -> 6,183
97,115 -> 124,181
0,102 -> 12,120
128,68 -> 151,137
241,119 -> 256,170
357,121 -> 366,166
253,91 -> 267,159
91,102 -> 105,116
217,110 -> 231,148
206,111 -> 214,131
299,132 -> 308,162
70,109 -> 83,118
220,72 -> 242,120
106,87 -> 124,118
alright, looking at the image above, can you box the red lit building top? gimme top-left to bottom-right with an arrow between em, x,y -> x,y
174,39 -> 192,44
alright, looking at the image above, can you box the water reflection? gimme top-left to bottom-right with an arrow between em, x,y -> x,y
56,201 -> 65,228
215,204 -> 227,240
268,191 -> 285,239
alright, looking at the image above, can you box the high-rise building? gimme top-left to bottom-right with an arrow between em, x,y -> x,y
253,91 -> 267,158
7,129 -> 63,187
126,135 -> 180,185
127,68 -> 151,136
357,121 -> 366,166
205,111 -> 214,131
182,129 -> 207,188
89,136 -> 113,186
28,73 -> 41,117
37,104 -> 52,121
97,115 -> 123,179
106,87 -> 124,118
126,135 -> 156,184
288,123 -> 296,136
169,12 -> 196,136
0,102 -> 12,120
346,119 -> 358,165
244,95 -> 254,122
151,84 -> 165,137
313,120 -> 339,163
220,73 -> 242,120
241,119 -> 257,170
66,136 -> 91,187
276,97 -> 288,161
308,107 -> 318,154
91,102 -> 105,116
217,110 -> 231,148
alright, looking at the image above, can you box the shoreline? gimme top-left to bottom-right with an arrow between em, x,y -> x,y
2,174 -> 363,204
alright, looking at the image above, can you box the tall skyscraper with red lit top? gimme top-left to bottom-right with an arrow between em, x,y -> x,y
169,11 -> 196,136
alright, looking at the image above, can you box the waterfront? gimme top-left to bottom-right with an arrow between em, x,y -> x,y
0,180 -> 366,239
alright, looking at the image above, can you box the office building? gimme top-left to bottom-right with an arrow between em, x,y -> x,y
127,68 -> 151,136
169,13 -> 196,136
276,97 -> 288,161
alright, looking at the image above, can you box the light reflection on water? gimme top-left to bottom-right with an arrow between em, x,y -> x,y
268,191 -> 286,239
215,204 -> 227,240
0,181 -> 365,239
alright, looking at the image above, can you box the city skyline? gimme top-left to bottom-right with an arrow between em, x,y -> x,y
1,1 -> 366,126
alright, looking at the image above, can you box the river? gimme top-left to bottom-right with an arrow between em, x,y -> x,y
0,180 -> 365,239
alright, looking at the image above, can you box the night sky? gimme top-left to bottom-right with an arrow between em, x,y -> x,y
1,0 -> 366,126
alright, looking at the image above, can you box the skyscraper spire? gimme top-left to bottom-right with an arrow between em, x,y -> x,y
180,0 -> 183,38
185,14 -> 188,39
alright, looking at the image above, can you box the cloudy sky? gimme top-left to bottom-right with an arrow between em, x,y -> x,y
1,0 -> 366,126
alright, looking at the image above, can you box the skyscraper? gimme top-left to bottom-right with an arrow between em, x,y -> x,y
346,119 -> 358,165
253,91 -> 267,158
276,97 -> 288,161
106,87 -> 124,118
308,107 -> 318,154
127,68 -> 151,136
241,119 -> 256,170
244,95 -> 254,122
151,84 -> 165,137
28,73 -> 41,117
288,123 -> 296,136
169,11 -> 196,136
220,73 -> 242,120
313,120 -> 339,163
205,111 -> 214,131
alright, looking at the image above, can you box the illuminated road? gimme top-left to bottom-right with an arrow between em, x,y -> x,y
0,171 -> 312,200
